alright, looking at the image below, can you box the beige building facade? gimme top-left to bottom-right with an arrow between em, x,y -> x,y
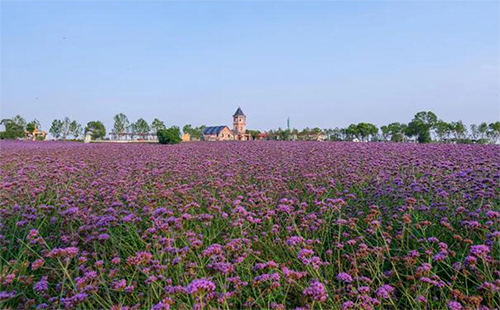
202,107 -> 251,141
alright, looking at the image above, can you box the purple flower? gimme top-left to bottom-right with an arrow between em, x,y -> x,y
186,279 -> 216,295
151,298 -> 173,310
470,245 -> 490,257
34,276 -> 48,293
207,262 -> 234,275
98,233 -> 110,240
336,272 -> 353,283
112,279 -> 127,291
303,279 -> 328,302
0,290 -> 16,300
448,301 -> 462,310
375,285 -> 395,299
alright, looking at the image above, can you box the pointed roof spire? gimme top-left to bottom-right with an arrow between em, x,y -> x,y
233,107 -> 245,117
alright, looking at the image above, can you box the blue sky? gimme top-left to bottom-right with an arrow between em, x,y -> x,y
1,1 -> 498,132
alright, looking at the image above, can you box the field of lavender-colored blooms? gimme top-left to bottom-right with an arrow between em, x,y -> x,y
0,141 -> 499,310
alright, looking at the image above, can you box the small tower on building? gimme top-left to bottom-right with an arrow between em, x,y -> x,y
233,107 -> 246,135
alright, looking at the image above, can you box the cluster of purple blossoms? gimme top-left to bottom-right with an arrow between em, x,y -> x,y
448,301 -> 463,310
186,279 -> 216,295
336,272 -> 353,283
470,245 -> 490,258
375,285 -> 395,299
46,247 -> 79,258
303,279 -> 328,302
33,276 -> 49,293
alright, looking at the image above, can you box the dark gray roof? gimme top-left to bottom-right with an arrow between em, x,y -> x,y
233,107 -> 245,117
202,126 -> 229,135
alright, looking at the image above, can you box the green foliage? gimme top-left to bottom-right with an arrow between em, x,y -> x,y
488,121 -> 500,144
49,119 -> 64,139
134,118 -> 151,134
69,120 -> 83,139
11,115 -> 27,129
25,119 -> 41,133
0,117 -> 25,140
451,121 -> 467,140
62,117 -> 71,139
246,129 -> 261,140
387,122 -> 406,142
113,113 -> 130,134
152,118 -> 166,133
157,126 -> 181,144
85,121 -> 106,140
182,124 -> 205,140
406,111 -> 437,143
356,123 -> 378,141
417,129 -> 431,143
434,120 -> 452,142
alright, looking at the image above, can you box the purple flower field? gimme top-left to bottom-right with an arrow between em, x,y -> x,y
0,141 -> 499,309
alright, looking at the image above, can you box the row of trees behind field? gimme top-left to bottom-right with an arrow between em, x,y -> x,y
270,111 -> 500,144
1,111 -> 499,144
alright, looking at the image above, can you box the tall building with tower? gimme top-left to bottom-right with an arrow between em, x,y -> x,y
233,107 -> 246,135
202,107 -> 251,141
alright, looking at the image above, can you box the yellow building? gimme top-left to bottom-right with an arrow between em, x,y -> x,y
181,133 -> 191,142
24,128 -> 47,141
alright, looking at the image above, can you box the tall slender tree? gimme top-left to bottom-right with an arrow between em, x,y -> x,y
113,113 -> 130,139
151,118 -> 166,134
49,119 -> 64,139
69,120 -> 83,139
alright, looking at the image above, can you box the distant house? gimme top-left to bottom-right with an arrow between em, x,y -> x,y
257,132 -> 269,140
202,107 -> 252,141
304,133 -> 327,141
25,127 -> 47,141
202,126 -> 235,141
181,133 -> 191,142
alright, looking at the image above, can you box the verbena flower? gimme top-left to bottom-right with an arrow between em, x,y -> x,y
303,279 -> 328,302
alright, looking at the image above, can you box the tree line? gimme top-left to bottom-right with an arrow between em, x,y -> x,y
267,111 -> 500,144
1,111 -> 499,144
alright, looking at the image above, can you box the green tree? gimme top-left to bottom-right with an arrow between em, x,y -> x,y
478,122 -> 489,140
386,122 -> 406,142
85,121 -> 106,140
406,111 -> 438,143
69,120 -> 83,139
182,124 -> 193,134
0,118 -> 25,140
434,120 -> 452,142
346,124 -> 359,140
356,123 -> 378,141
330,127 -> 344,141
246,129 -> 261,140
12,115 -> 27,129
61,117 -> 71,139
487,122 -> 500,144
130,122 -> 139,139
157,126 -> 181,144
380,125 -> 390,141
450,121 -> 467,141
26,119 -> 41,134
49,119 -> 64,139
134,118 -> 150,134
470,124 -> 480,141
182,124 -> 205,140
152,118 -> 166,133
113,113 -> 130,139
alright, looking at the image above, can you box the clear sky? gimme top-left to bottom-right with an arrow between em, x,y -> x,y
1,1 -> 499,132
